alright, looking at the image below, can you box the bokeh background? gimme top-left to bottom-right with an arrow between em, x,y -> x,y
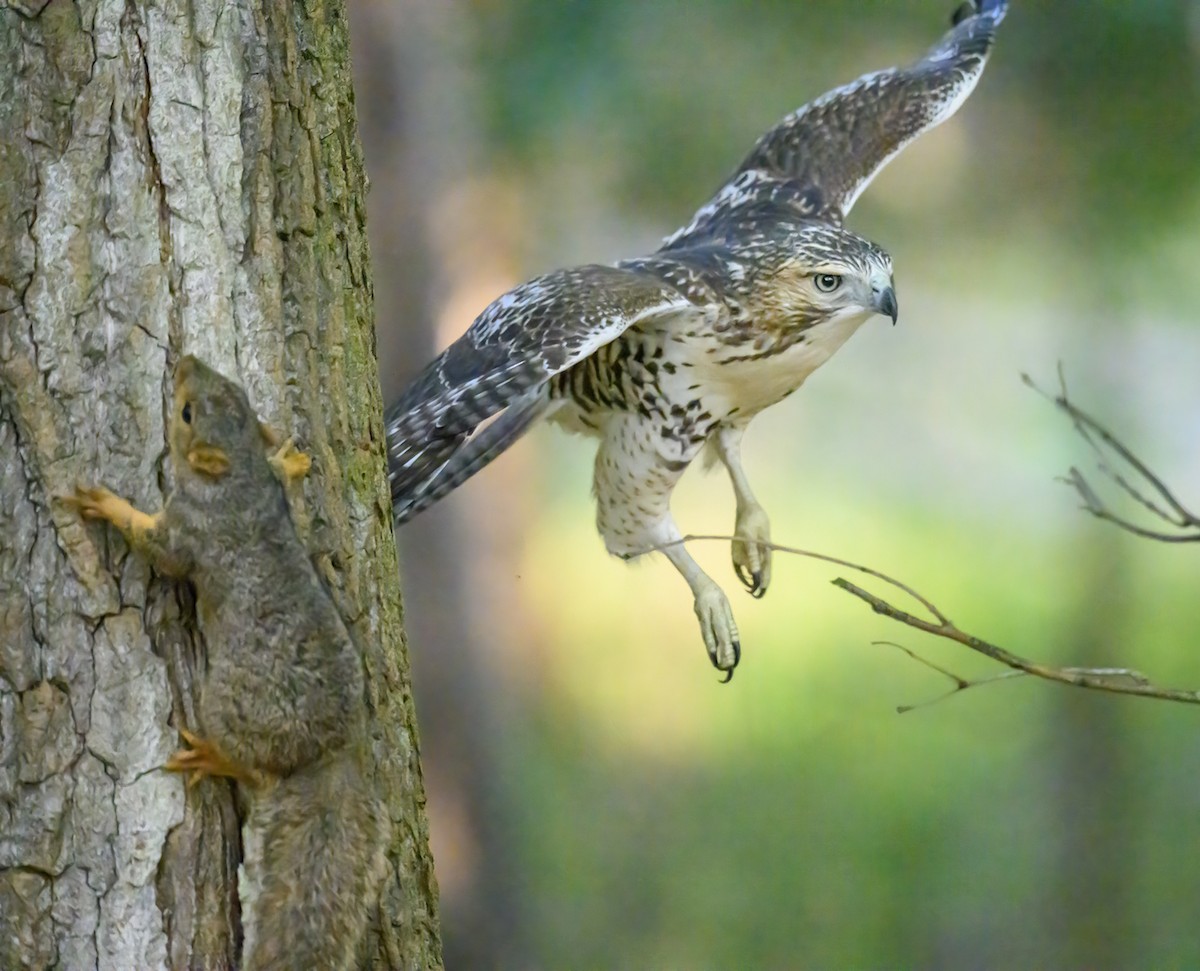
347,3 -> 1200,968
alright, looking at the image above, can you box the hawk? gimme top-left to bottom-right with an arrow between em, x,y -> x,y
387,1 -> 1009,679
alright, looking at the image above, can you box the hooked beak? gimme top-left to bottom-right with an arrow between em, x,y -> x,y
873,283 -> 899,325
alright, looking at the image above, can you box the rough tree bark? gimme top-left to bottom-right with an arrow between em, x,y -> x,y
0,1 -> 442,968
348,2 -> 525,966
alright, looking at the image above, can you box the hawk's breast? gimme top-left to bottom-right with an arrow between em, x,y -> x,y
696,306 -> 877,417
549,300 -> 874,439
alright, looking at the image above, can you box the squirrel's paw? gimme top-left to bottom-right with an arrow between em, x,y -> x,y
64,484 -> 122,522
65,484 -> 161,536
166,728 -> 265,788
64,485 -> 159,538
269,438 -> 312,484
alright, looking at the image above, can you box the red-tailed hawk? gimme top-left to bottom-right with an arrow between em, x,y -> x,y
387,1 -> 1009,679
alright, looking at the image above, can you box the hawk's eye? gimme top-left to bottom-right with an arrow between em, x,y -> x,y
181,402 -> 192,425
814,273 -> 842,293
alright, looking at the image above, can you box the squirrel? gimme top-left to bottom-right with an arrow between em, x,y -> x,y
67,355 -> 389,971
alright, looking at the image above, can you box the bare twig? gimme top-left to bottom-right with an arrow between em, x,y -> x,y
648,533 -> 950,623
874,641 -> 1027,714
642,534 -> 1200,709
636,376 -> 1199,705
1024,369 -> 1200,542
833,577 -> 1199,707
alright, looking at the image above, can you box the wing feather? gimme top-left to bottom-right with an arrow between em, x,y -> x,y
387,1 -> 1011,521
741,0 -> 1008,219
387,264 -> 696,511
392,390 -> 552,523
680,0 -> 1008,237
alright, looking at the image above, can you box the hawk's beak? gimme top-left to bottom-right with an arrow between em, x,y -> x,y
873,284 -> 899,325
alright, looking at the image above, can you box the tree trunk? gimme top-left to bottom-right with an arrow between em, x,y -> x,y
348,2 -> 527,966
0,1 -> 442,968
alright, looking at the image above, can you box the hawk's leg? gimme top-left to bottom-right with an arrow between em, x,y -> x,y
715,427 -> 771,598
594,417 -> 741,678
653,518 -> 741,680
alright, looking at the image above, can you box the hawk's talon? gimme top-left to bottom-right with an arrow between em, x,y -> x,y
694,582 -> 741,676
717,637 -> 742,682
732,505 -> 772,599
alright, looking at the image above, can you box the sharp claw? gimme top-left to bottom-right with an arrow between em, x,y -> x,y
708,643 -> 741,682
696,584 -> 741,680
734,544 -> 770,596
715,638 -> 741,682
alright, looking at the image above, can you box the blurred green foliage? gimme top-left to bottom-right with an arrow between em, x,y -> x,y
474,0 -> 1200,253
387,2 -> 1200,967
502,485 -> 1200,968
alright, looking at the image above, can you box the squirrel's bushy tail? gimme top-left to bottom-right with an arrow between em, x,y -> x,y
243,755 -> 389,971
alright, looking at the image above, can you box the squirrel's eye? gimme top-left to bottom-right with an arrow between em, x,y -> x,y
182,402 -> 192,425
814,273 -> 842,293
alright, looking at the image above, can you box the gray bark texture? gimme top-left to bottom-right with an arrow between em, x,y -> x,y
348,1 -> 525,964
0,1 -> 443,968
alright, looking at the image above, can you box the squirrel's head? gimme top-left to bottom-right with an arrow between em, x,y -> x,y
171,356 -> 262,480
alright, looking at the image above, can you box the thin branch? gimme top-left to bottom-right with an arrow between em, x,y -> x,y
834,577 -> 1200,706
1047,361 -> 1195,523
874,641 -> 1027,714
642,534 -> 1200,708
1024,369 -> 1200,542
651,533 -> 950,624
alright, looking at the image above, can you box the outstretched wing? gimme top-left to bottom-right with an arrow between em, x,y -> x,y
387,264 -> 697,522
669,0 -> 1008,246
741,0 -> 1008,220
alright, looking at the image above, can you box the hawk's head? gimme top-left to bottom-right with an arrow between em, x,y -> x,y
764,224 -> 897,332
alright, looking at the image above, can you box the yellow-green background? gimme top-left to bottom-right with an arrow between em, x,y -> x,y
351,2 -> 1200,967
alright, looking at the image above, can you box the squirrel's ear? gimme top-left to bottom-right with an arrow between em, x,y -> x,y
187,445 -> 232,479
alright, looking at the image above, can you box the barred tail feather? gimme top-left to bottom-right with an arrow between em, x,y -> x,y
388,430 -> 467,509
391,390 -> 550,524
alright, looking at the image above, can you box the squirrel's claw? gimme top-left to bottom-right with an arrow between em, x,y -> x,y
166,727 -> 265,788
63,485 -> 162,544
63,484 -> 120,521
269,438 -> 313,484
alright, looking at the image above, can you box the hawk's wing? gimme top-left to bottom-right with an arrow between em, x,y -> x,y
673,0 -> 1008,243
387,264 -> 699,521
743,0 -> 1008,219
